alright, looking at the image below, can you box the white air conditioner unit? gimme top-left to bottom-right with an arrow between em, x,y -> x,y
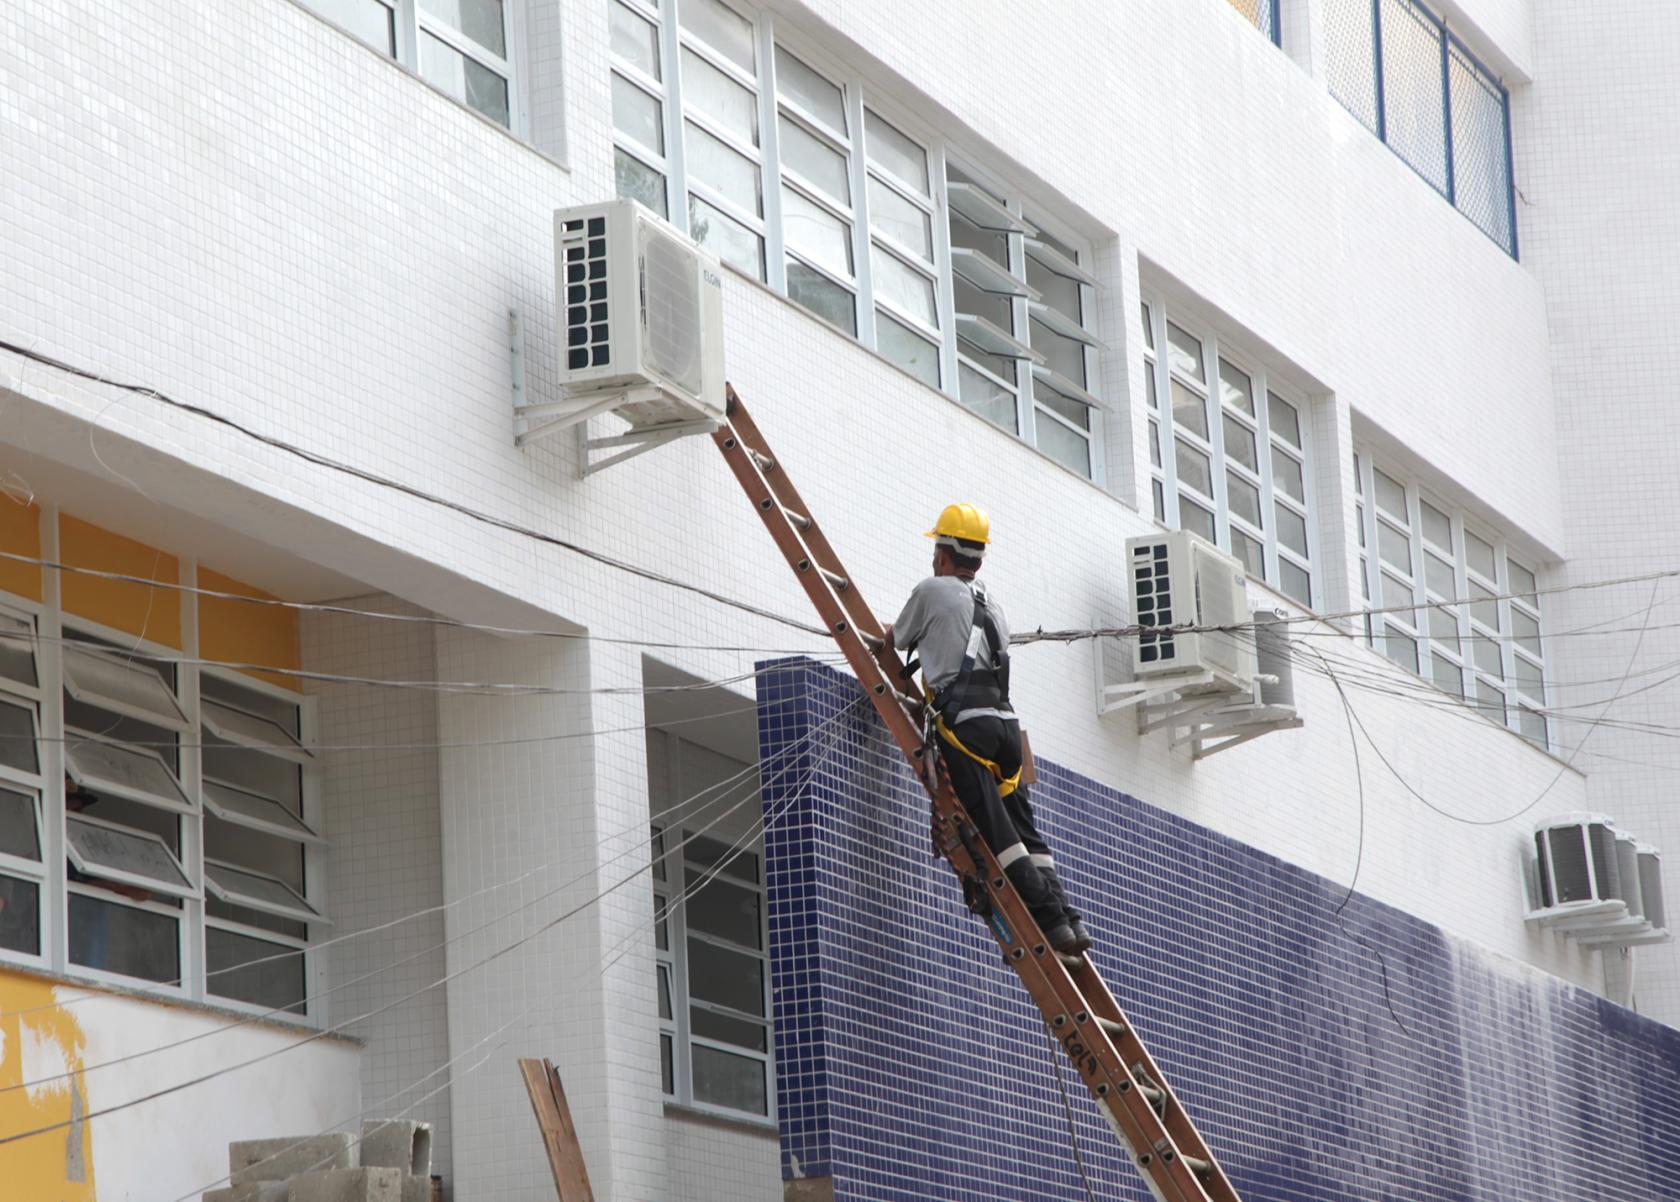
1573,838 -> 1672,947
1127,531 -> 1255,692
513,199 -> 726,470
1526,814 -> 1627,928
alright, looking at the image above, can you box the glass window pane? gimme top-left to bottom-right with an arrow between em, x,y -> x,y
1145,368 -> 1159,411
679,0 -> 755,71
958,364 -> 1016,432
1424,550 -> 1455,599
687,937 -> 764,1015
1035,379 -> 1089,431
1465,530 -> 1497,580
311,0 -> 397,54
1513,653 -> 1543,699
1377,520 -> 1411,573
783,188 -> 851,276
779,117 -> 849,204
691,1043 -> 767,1114
1165,322 -> 1205,383
1508,560 -> 1538,606
685,121 -> 760,214
1140,302 -> 1155,351
206,861 -> 320,921
67,816 -> 188,889
1381,571 -> 1415,623
1152,479 -> 1166,522
660,1033 -> 674,1095
1026,255 -> 1082,326
774,46 -> 844,131
204,778 -> 313,840
878,313 -> 939,387
871,246 -> 936,324
1381,623 -> 1419,674
867,177 -> 930,259
1428,604 -> 1459,651
0,699 -> 37,777
1280,559 -> 1311,607
0,874 -> 39,956
1029,318 -> 1086,388
1227,471 -> 1263,528
657,963 -> 672,1018
1230,528 -> 1265,580
207,927 -> 305,1013
1432,653 -> 1464,699
0,614 -> 35,688
1470,580 -> 1500,631
654,893 -> 669,951
1420,500 -> 1452,549
1169,379 -> 1208,439
1477,680 -> 1506,724
1222,414 -> 1258,471
1513,608 -> 1541,658
418,31 -> 510,126
1268,392 -> 1300,446
1473,633 -> 1503,678
864,110 -> 927,193
691,1005 -> 768,1051
689,194 -> 763,277
615,148 -> 668,216
69,893 -> 178,983
1373,469 -> 1408,521
1277,506 -> 1308,557
1148,418 -> 1162,468
1180,497 -> 1216,544
1175,440 -> 1213,497
420,0 -> 505,55
683,832 -> 759,883
1218,359 -> 1254,416
1519,707 -> 1548,746
786,260 -> 856,335
62,646 -> 187,731
681,49 -> 758,143
1035,414 -> 1091,479
0,787 -> 38,861
610,1 -> 661,78
684,869 -> 761,949
65,734 -> 188,810
1272,447 -> 1303,501
613,75 -> 664,153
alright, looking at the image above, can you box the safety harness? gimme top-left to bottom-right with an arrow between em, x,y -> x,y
918,582 -> 1023,798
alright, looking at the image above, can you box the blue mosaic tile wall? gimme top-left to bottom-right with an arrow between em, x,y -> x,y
756,658 -> 1680,1202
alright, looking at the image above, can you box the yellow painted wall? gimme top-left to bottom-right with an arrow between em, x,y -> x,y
0,968 -> 97,1199
199,568 -> 301,689
59,516 -> 182,649
0,496 -> 42,603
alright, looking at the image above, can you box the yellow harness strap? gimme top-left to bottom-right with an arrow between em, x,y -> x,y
931,707 -> 1023,799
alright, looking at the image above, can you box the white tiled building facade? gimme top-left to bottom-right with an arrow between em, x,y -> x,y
1,0 -> 1676,1197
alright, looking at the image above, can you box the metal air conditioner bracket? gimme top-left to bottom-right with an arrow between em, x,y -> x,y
1177,703 -> 1304,760
1095,671 -> 1223,717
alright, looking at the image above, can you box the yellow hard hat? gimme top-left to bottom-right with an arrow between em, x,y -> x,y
923,502 -> 991,545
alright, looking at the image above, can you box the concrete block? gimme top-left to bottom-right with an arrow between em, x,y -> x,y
230,1134 -> 356,1184
286,1168 -> 401,1202
398,1176 -> 430,1202
203,1185 -> 288,1202
360,1120 -> 432,1176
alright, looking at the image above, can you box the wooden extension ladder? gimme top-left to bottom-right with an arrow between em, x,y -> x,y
714,385 -> 1243,1202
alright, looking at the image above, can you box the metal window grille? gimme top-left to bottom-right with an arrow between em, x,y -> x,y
1323,0 -> 1516,256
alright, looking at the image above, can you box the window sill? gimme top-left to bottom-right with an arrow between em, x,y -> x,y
0,957 -> 362,1044
663,1100 -> 779,1137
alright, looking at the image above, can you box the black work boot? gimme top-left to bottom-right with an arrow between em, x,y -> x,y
1003,860 -> 1068,940
1040,868 -> 1094,953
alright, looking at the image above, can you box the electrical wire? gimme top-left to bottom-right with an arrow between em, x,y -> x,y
1042,1023 -> 1100,1202
0,338 -> 826,637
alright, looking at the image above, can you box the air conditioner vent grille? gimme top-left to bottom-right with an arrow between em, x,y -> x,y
1548,826 -> 1594,904
1133,543 -> 1174,664
1639,850 -> 1667,931
640,225 -> 703,395
1589,823 -> 1621,903
563,215 -> 611,370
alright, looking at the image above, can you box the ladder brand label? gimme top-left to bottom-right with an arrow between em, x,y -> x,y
987,911 -> 1015,945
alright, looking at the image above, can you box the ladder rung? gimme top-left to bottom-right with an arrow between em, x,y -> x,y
819,567 -> 849,591
750,450 -> 775,471
1096,1016 -> 1128,1039
1182,1156 -> 1212,1175
860,632 -> 884,651
783,507 -> 812,530
1137,1082 -> 1164,1105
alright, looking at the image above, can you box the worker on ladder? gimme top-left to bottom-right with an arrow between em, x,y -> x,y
885,503 -> 1093,955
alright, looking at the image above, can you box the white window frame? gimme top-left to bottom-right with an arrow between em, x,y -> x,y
650,734 -> 774,1125
302,0 -> 523,132
1355,452 -> 1550,747
205,859 -> 328,925
609,0 -> 1107,481
0,567 -> 328,1020
66,811 -> 196,900
1142,299 -> 1318,608
61,642 -> 192,733
201,698 -> 316,763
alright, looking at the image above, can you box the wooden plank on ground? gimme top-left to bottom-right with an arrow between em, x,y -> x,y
518,1057 -> 596,1202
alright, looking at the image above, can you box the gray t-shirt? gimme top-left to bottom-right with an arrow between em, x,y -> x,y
893,576 -> 1014,722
